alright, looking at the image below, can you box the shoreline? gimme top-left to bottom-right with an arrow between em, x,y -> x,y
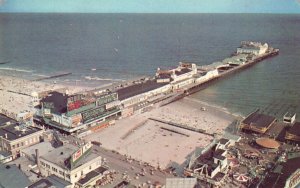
0,73 -> 243,123
183,97 -> 245,120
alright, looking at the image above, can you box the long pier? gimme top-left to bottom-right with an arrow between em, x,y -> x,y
183,49 -> 279,98
160,49 -> 279,105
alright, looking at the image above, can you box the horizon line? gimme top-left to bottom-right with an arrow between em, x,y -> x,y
0,12 -> 300,14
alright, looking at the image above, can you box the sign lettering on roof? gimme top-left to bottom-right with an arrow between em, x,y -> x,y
71,142 -> 92,163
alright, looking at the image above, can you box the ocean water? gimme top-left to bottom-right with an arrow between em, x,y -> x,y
0,13 -> 299,118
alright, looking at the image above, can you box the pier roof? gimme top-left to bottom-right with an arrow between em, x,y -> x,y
40,91 -> 68,114
288,122 -> 300,136
116,79 -> 168,100
175,68 -> 191,76
242,112 -> 276,128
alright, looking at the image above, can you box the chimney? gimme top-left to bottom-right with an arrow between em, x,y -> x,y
4,133 -> 8,139
35,149 -> 39,165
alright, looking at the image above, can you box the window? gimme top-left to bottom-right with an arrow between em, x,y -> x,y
75,174 -> 77,178
59,171 -> 64,176
21,142 -> 24,146
66,174 -> 70,179
81,171 -> 83,176
89,166 -> 91,170
16,143 -> 19,148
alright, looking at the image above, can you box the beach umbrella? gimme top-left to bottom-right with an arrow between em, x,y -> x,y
233,173 -> 250,182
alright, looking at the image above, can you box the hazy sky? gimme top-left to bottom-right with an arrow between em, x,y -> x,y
0,0 -> 300,13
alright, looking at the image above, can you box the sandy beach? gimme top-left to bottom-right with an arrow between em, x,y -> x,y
0,75 -> 89,115
85,98 -> 237,169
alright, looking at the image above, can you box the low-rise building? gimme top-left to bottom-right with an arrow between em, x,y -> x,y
35,90 -> 120,133
39,142 -> 103,187
285,122 -> 300,143
184,138 -> 231,187
237,41 -> 268,55
0,114 -> 44,159
239,110 -> 276,134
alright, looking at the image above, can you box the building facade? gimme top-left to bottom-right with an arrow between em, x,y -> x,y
0,125 -> 44,159
39,142 -> 103,187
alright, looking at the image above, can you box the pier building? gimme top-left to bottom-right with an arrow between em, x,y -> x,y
237,41 -> 268,55
239,110 -> 276,134
285,122 -> 300,143
35,90 -> 120,134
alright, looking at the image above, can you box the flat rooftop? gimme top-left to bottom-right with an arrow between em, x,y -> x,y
0,113 -> 16,127
242,112 -> 276,128
40,144 -> 100,170
0,164 -> 31,188
28,174 -> 72,188
0,125 -> 43,141
116,79 -> 168,101
21,142 -> 55,159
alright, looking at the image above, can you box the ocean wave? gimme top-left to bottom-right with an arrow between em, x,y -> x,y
0,67 -> 33,73
84,76 -> 124,82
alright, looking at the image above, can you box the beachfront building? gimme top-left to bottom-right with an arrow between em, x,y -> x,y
156,62 -> 197,83
285,122 -> 300,143
155,62 -> 199,91
116,78 -> 171,117
237,41 -> 268,56
0,113 -> 44,159
283,112 -> 296,124
195,69 -> 219,84
34,90 -> 120,134
184,138 -> 231,187
39,142 -> 107,188
239,110 -> 276,134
